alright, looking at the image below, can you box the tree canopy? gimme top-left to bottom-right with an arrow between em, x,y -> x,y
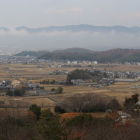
67,69 -> 91,82
29,104 -> 41,120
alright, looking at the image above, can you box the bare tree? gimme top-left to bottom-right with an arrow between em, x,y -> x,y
62,93 -> 109,112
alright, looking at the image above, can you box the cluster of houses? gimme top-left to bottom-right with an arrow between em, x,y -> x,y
99,78 -> 115,86
2,53 -> 140,66
0,55 -> 38,64
0,80 -> 44,93
48,64 -> 62,68
27,83 -> 44,90
113,71 -> 140,79
125,62 -> 140,65
56,80 -> 66,85
0,56 -> 99,67
0,80 -> 11,91
71,79 -> 85,85
67,61 -> 98,65
93,68 -> 140,81
0,80 -> 22,92
70,68 -> 140,86
50,70 -> 68,75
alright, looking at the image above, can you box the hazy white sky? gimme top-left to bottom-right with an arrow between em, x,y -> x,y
1,0 -> 140,28
0,0 -> 140,52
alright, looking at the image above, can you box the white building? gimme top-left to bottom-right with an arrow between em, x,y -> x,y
93,61 -> 98,64
72,61 -> 78,64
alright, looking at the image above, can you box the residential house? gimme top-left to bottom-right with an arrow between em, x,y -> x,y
71,79 -> 85,85
11,80 -> 21,87
27,84 -> 44,90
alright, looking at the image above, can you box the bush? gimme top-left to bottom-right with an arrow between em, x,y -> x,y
67,69 -> 91,82
82,103 -> 106,113
57,87 -> 63,93
124,94 -> 139,106
6,89 -> 22,96
6,89 -> 13,96
54,106 -> 66,114
14,89 -> 22,96
107,98 -> 120,110
29,104 -> 41,120
51,88 -> 56,91
65,81 -> 73,85
51,80 -> 56,84
62,93 -> 108,113
66,113 -> 93,126
38,109 -> 68,140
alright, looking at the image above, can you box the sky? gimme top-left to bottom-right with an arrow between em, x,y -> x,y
1,0 -> 140,28
0,0 -> 140,52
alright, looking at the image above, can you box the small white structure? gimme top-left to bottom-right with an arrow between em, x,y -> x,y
57,65 -> 61,67
67,61 -> 71,64
118,111 -> 131,119
136,101 -> 140,105
93,61 -> 98,64
71,79 -> 85,85
72,61 -> 78,64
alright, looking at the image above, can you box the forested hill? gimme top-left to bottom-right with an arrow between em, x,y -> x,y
37,48 -> 140,63
15,51 -> 49,57
53,48 -> 92,53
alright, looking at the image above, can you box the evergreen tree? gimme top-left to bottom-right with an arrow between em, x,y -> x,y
38,109 -> 68,140
29,104 -> 41,120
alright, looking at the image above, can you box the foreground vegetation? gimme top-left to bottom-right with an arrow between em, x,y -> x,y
0,106 -> 140,140
0,63 -> 140,139
0,93 -> 140,140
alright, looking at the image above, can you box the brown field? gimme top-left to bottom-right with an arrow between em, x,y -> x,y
99,64 -> 140,72
0,63 -> 140,109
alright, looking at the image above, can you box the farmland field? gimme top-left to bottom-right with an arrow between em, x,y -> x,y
0,63 -> 140,109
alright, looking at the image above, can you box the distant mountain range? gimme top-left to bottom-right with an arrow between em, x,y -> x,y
0,27 -> 9,31
1,25 -> 140,34
15,25 -> 140,34
15,48 -> 140,63
2,25 -> 140,54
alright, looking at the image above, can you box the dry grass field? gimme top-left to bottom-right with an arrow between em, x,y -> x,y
99,64 -> 140,72
0,63 -> 140,108
0,63 -> 89,82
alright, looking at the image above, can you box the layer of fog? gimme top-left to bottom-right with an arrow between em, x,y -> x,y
0,29 -> 139,52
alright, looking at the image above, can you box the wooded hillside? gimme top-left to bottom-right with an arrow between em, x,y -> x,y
37,48 -> 140,63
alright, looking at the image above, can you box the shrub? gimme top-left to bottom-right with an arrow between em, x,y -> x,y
6,89 -> 22,96
82,103 -> 106,113
51,80 -> 56,84
54,106 -> 66,114
66,113 -> 93,127
6,89 -> 13,96
14,89 -> 22,96
38,109 -> 68,140
57,87 -> 63,93
51,88 -> 56,91
29,104 -> 41,120
107,98 -> 120,110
